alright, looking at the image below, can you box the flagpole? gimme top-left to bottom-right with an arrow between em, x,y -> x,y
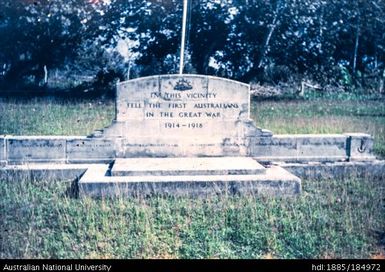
179,0 -> 188,75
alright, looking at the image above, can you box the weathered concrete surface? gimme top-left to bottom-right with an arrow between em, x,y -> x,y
6,136 -> 67,164
0,75 -> 381,199
345,133 -> 376,161
114,136 -> 250,157
115,75 -> 250,125
0,76 -> 377,164
112,157 -> 266,176
0,164 -> 90,181
251,134 -> 375,162
0,134 -> 377,165
280,160 -> 385,180
251,134 -> 347,161
91,74 -> 376,161
66,137 -> 115,163
0,133 -> 378,165
79,164 -> 301,198
2,160 -> 383,184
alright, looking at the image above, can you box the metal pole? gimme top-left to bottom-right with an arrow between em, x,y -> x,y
179,0 -> 188,74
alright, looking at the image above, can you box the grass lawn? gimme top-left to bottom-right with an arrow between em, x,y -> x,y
0,96 -> 384,258
0,97 -> 115,136
1,177 -> 383,259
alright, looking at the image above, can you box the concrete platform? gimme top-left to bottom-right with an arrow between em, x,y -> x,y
111,157 -> 266,176
2,160 -> 385,198
2,160 -> 383,183
78,158 -> 301,198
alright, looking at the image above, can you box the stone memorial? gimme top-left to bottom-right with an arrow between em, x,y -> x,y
78,74 -> 302,197
100,74 -> 269,157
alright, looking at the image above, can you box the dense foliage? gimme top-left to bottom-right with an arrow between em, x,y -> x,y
0,0 -> 384,93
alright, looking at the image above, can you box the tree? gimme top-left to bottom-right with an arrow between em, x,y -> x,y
0,0 -> 91,89
1,0 -> 385,93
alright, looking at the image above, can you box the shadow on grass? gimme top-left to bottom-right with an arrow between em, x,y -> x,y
64,176 -> 81,199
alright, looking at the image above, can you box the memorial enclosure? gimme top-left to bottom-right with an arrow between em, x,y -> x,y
1,74 -> 383,197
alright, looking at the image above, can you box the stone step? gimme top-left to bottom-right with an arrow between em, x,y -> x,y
111,157 -> 266,176
78,161 -> 301,198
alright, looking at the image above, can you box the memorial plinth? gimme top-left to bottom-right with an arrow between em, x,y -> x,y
79,157 -> 301,198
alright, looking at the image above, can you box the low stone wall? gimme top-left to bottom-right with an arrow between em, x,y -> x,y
251,133 -> 374,162
0,164 -> 89,182
0,136 -> 115,165
0,133 -> 375,166
280,161 -> 385,180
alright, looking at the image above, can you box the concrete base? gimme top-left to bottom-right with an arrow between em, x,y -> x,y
0,163 -> 90,181
278,160 -> 385,180
112,157 -> 266,176
78,157 -> 301,198
2,160 -> 384,198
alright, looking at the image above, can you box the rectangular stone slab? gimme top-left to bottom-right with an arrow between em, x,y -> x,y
112,157 -> 266,176
6,136 -> 66,164
79,164 -> 301,197
66,137 -> 115,163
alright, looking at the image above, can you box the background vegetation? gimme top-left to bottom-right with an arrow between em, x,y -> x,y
1,0 -> 385,94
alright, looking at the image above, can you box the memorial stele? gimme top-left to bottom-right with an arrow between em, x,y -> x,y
101,74 -> 270,158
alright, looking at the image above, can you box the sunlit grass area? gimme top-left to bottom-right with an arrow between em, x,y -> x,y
0,97 -> 114,136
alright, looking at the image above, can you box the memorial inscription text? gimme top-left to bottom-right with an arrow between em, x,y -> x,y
121,87 -> 242,130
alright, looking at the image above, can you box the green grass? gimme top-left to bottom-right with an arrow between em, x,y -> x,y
0,97 -> 114,136
0,176 -> 384,259
0,96 -> 384,258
